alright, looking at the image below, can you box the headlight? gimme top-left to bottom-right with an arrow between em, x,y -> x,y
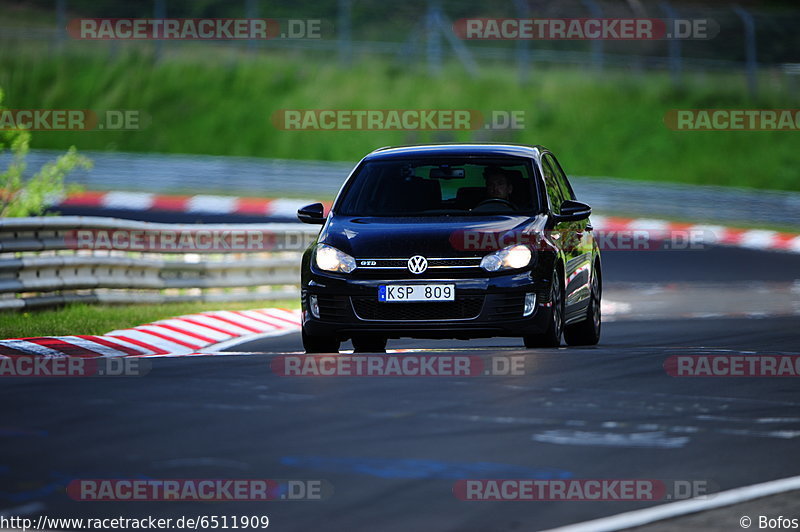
315,244 -> 356,273
480,244 -> 532,272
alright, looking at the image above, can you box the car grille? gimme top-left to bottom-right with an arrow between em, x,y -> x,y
356,257 -> 482,270
353,257 -> 484,279
351,296 -> 484,321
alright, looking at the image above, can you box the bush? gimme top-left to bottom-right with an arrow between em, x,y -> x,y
0,88 -> 92,217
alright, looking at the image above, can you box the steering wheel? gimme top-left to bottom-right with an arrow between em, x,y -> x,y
472,198 -> 516,211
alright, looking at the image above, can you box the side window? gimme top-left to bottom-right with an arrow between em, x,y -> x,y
546,154 -> 575,201
541,158 -> 565,214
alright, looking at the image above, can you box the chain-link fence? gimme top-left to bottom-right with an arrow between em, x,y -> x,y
6,0 -> 800,96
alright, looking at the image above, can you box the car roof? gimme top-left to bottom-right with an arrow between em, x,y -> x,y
362,143 -> 545,161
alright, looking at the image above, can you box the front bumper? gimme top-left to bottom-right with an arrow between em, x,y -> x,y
301,270 -> 552,340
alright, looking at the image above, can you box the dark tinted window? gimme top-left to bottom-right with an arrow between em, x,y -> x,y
337,158 -> 539,216
541,158 -> 566,214
545,153 -> 575,201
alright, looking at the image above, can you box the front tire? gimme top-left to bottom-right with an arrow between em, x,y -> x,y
564,267 -> 601,346
302,328 -> 340,353
523,270 -> 564,348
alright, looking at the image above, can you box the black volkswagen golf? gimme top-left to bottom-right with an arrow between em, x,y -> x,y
297,144 -> 601,353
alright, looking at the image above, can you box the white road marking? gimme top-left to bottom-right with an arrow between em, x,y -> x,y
106,329 -> 193,353
60,336 -> 127,357
101,191 -> 154,210
531,430 -> 690,449
134,325 -> 206,347
186,195 -> 238,214
601,300 -> 632,315
267,198 -> 315,217
188,314 -> 257,335
0,340 -> 66,357
256,307 -> 302,324
153,318 -> 232,341
542,474 -> 800,532
740,229 -> 778,249
93,335 -> 157,356
212,310 -> 277,332
0,501 -> 46,517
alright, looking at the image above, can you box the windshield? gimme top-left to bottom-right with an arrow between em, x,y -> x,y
336,158 -> 539,216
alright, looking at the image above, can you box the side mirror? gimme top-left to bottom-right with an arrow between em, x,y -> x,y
553,200 -> 591,223
297,203 -> 326,225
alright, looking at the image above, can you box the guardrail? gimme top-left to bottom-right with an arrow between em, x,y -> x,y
0,216 -> 319,310
10,150 -> 799,228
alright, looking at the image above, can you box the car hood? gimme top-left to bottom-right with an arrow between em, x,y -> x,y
319,214 -> 545,258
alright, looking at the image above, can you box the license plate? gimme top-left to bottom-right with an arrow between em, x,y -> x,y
378,284 -> 455,302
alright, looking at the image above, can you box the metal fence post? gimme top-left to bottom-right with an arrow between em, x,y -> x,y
434,6 -> 478,77
56,0 -> 67,48
513,0 -> 531,83
398,20 -> 424,66
581,0 -> 604,71
338,0 -> 352,65
426,1 -> 443,75
627,0 -> 647,75
733,5 -> 758,98
154,0 -> 166,62
660,1 -> 682,85
245,0 -> 259,52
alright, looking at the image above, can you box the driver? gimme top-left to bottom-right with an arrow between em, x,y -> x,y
483,167 -> 515,206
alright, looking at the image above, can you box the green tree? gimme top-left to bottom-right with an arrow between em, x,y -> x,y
1,89 -> 92,217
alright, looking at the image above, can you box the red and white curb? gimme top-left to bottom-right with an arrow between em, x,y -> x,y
592,215 -> 800,253
56,191 -> 331,218
0,308 -> 300,359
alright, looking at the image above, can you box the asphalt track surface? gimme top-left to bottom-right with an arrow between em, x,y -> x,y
3,247 -> 800,531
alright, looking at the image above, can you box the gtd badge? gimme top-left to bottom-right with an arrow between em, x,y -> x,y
360,260 -> 377,266
407,255 -> 428,274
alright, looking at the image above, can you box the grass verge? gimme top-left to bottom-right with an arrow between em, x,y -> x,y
1,44 -> 798,191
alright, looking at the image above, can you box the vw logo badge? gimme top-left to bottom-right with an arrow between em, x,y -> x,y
407,255 -> 428,274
